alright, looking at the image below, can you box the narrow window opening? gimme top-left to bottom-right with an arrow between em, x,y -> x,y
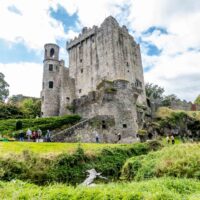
50,48 -> 55,57
49,64 -> 53,71
42,96 -> 44,101
79,89 -> 82,93
81,69 -> 83,73
42,82 -> 44,89
123,124 -> 127,128
102,120 -> 106,129
80,59 -> 82,63
66,97 -> 70,102
49,81 -> 53,88
126,62 -> 129,67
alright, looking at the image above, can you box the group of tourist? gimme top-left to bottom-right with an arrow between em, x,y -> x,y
166,135 -> 175,144
18,129 -> 51,142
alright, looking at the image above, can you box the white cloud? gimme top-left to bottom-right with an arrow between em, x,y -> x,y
0,0 -> 66,51
0,0 -> 200,101
0,62 -> 42,97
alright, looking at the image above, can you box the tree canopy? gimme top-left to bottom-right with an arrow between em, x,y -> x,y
145,83 -> 164,101
194,95 -> 200,105
0,72 -> 9,102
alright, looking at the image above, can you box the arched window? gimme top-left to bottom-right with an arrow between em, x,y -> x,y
50,48 -> 55,57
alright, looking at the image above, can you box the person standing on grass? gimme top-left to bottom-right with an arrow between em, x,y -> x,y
171,135 -> 175,144
166,135 -> 170,144
37,129 -> 42,141
26,129 -> 32,141
94,131 -> 99,143
117,132 -> 121,141
46,130 -> 51,142
19,130 -> 24,141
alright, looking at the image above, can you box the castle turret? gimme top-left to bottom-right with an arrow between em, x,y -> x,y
41,44 -> 61,116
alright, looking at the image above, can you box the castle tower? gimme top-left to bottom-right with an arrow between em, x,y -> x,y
41,44 -> 61,116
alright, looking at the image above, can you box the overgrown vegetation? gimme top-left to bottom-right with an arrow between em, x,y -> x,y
121,143 -> 200,181
1,178 -> 200,200
0,141 -> 161,185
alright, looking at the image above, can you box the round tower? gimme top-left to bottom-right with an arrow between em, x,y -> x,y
41,43 -> 61,117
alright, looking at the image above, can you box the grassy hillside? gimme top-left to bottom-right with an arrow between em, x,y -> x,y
121,143 -> 200,181
0,141 -> 161,185
156,107 -> 200,120
0,178 -> 200,200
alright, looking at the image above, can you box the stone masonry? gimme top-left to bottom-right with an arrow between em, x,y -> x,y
41,16 -> 147,142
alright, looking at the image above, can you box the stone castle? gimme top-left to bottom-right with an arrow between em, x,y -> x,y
41,16 -> 148,142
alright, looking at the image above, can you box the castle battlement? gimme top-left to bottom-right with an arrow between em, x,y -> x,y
66,16 -> 133,50
66,26 -> 97,50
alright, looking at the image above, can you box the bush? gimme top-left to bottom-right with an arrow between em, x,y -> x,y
121,143 -> 200,181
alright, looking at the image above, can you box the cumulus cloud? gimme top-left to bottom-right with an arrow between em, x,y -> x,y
0,62 -> 42,97
0,0 -> 199,101
0,0 -> 66,51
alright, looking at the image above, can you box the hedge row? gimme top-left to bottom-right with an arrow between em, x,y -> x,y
0,115 -> 81,135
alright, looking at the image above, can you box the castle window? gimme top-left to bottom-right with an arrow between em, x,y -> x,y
66,97 -> 70,102
49,64 -> 53,71
42,96 -> 44,101
127,70 -> 130,73
42,82 -> 44,89
81,68 -> 83,73
79,89 -> 82,93
50,48 -> 55,58
49,81 -> 53,89
102,121 -> 106,129
80,59 -> 82,63
126,62 -> 129,67
123,124 -> 127,128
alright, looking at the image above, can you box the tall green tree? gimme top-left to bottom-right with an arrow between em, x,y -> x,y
194,95 -> 200,105
19,98 -> 41,118
145,83 -> 164,100
0,72 -> 9,102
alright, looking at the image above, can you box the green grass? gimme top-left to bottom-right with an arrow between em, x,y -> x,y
0,142 -> 125,157
0,141 -> 161,184
121,143 -> 200,181
156,107 -> 200,120
0,178 -> 200,200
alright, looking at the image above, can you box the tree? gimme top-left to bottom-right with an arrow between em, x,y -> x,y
0,72 -> 9,102
145,83 -> 164,101
19,98 -> 41,118
194,95 -> 200,105
162,94 -> 179,106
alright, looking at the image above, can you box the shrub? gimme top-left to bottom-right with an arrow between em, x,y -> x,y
121,143 -> 200,181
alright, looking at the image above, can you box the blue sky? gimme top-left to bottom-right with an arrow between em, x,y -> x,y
0,0 -> 200,101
